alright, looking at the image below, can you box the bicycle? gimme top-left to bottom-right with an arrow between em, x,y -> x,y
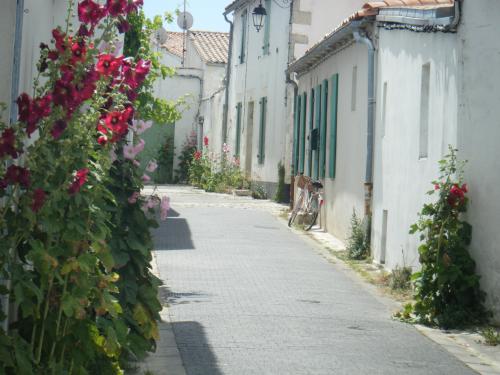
288,175 -> 324,231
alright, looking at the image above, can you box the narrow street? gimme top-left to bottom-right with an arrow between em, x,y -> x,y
153,186 -> 475,375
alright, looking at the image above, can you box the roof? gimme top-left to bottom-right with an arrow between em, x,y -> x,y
289,0 -> 455,75
162,31 -> 229,65
225,0 -> 249,14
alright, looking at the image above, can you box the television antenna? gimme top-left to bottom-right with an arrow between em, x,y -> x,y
177,0 -> 194,66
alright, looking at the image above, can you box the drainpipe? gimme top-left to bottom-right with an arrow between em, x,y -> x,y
352,26 -> 375,217
286,71 -> 298,207
222,11 -> 234,144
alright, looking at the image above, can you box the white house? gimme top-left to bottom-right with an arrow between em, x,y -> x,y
222,0 -> 365,198
154,30 -> 229,178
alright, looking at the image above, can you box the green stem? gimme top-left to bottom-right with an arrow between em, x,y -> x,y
35,275 -> 54,364
49,273 -> 69,363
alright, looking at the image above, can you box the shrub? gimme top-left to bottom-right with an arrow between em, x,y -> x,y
175,132 -> 197,183
155,134 -> 174,184
408,147 -> 489,328
274,162 -> 287,203
251,184 -> 268,200
389,266 -> 412,291
346,210 -> 370,260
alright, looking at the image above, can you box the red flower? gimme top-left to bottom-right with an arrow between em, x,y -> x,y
53,80 -> 76,107
461,184 -> 468,193
31,188 -> 47,213
123,59 -> 150,89
126,0 -> 143,13
68,168 -> 90,195
448,184 -> 466,206
0,128 -> 18,159
16,93 -> 32,122
77,24 -> 90,37
203,136 -> 209,147
52,29 -> 68,54
97,135 -> 108,145
78,0 -> 106,25
3,165 -> 30,188
51,120 -> 68,139
106,0 -> 127,16
117,17 -> 130,33
103,110 -> 131,139
96,54 -> 123,77
33,94 -> 52,119
76,69 -> 98,102
193,150 -> 202,160
71,41 -> 87,64
434,184 -> 440,190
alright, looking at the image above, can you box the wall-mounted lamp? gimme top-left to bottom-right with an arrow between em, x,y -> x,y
252,1 -> 267,32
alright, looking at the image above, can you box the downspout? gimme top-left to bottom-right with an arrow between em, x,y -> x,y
352,26 -> 375,217
222,11 -> 234,144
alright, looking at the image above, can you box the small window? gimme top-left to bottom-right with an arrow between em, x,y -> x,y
258,97 -> 267,164
419,63 -> 430,159
240,10 -> 248,63
351,66 -> 357,111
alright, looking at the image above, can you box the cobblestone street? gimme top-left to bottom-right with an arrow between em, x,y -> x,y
151,186 -> 476,375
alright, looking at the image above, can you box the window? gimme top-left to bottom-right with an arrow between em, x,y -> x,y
308,88 -> 314,176
258,97 -> 267,164
240,10 -> 247,63
351,66 -> 357,111
320,79 -> 328,179
263,0 -> 271,55
293,94 -> 301,174
299,92 -> 307,174
381,82 -> 388,138
329,74 -> 339,179
419,63 -> 430,159
235,102 -> 242,157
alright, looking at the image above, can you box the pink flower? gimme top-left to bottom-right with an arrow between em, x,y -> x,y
133,159 -> 140,167
128,191 -> 139,204
147,196 -> 158,209
146,160 -> 158,173
160,196 -> 170,221
142,174 -> 151,183
223,143 -> 230,154
123,139 -> 145,160
131,119 -> 153,135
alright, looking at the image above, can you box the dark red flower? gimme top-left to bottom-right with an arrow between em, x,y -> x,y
123,59 -> 150,89
96,54 -> 123,77
16,93 -> 32,122
76,70 -> 98,102
51,120 -> 68,139
0,128 -> 18,159
203,136 -> 209,147
33,94 -> 52,119
117,17 -> 130,33
104,111 -> 129,139
52,29 -> 68,54
53,80 -> 76,107
126,0 -> 143,13
68,168 -> 90,195
97,135 -> 108,145
31,188 -> 47,213
3,165 -> 30,188
78,0 -> 106,24
194,151 -> 202,160
48,50 -> 59,61
448,184 -> 466,206
106,0 -> 127,16
77,24 -> 90,37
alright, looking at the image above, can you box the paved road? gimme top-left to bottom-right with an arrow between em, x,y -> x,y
153,186 -> 475,375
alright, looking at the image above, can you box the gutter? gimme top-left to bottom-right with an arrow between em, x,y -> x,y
222,11 -> 234,144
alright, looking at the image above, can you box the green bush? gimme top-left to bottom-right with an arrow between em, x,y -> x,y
274,162 -> 287,203
155,135 -> 174,184
346,210 -> 370,260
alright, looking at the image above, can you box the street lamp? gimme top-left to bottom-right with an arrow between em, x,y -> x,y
252,1 -> 267,32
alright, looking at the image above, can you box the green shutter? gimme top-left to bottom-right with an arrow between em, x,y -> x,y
314,84 -> 321,180
308,88 -> 314,177
292,94 -> 300,174
240,10 -> 247,63
258,97 -> 267,164
263,0 -> 272,55
320,79 -> 328,179
235,103 -> 242,157
329,74 -> 339,179
299,92 -> 307,173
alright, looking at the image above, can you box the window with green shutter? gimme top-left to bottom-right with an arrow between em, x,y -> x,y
258,97 -> 267,164
299,92 -> 307,174
320,79 -> 328,179
308,88 -> 314,177
293,94 -> 300,174
263,0 -> 271,55
314,84 -> 321,180
329,74 -> 339,179
235,102 -> 242,157
240,10 -> 247,63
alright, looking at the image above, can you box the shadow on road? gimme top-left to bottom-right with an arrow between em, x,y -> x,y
171,321 -> 223,375
153,208 -> 195,250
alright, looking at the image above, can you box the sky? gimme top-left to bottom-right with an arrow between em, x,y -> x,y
142,0 -> 231,32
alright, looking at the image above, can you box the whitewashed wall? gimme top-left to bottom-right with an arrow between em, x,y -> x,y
371,28 -> 459,270
458,0 -> 500,320
227,0 -> 291,194
0,1 -> 17,122
297,42 -> 368,241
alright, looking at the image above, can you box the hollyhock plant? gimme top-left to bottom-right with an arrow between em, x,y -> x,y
106,0 -> 127,17
16,93 -> 32,123
3,165 -> 30,188
96,54 -> 123,77
128,191 -> 140,204
51,120 -> 68,139
160,196 -> 170,221
142,174 -> 151,183
131,119 -> 152,134
193,150 -> 202,160
146,160 -> 158,173
78,0 -> 106,25
203,136 -> 209,147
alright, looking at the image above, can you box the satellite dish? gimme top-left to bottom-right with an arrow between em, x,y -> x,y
177,11 -> 194,30
154,27 -> 168,45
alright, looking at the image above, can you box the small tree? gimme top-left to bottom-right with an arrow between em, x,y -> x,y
408,147 -> 489,328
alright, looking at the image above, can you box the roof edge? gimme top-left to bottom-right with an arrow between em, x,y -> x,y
224,0 -> 250,14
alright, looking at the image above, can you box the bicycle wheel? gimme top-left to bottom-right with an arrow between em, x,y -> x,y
288,193 -> 304,227
304,212 -> 318,231
304,198 -> 319,231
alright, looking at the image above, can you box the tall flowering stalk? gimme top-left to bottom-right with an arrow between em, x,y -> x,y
0,0 -> 166,373
407,147 -> 489,328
